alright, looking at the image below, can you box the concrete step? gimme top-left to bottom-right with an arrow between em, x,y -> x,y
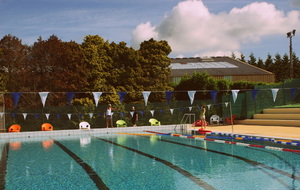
263,108 -> 300,114
236,119 -> 300,127
253,114 -> 300,120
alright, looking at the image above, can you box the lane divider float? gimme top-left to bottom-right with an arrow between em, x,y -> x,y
210,132 -> 300,147
142,131 -> 300,154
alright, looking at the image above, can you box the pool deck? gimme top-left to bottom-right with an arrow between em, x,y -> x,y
196,124 -> 300,140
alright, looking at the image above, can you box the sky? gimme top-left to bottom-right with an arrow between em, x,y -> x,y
1,0 -> 300,60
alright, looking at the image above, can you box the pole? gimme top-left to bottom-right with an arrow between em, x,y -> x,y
229,102 -> 234,134
287,29 -> 296,79
290,36 -> 293,79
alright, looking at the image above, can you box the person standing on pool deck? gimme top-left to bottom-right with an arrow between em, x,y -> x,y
104,104 -> 117,128
200,105 -> 207,129
130,106 -> 138,127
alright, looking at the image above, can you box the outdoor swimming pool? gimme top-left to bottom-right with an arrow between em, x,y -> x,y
1,132 -> 300,190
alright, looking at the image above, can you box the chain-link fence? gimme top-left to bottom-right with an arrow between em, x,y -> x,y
1,79 -> 300,132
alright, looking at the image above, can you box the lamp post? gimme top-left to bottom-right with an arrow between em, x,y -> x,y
287,29 -> 296,79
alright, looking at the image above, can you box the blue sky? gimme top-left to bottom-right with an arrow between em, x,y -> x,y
1,0 -> 300,60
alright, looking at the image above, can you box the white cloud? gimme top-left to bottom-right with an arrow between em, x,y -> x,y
131,0 -> 300,57
131,22 -> 158,47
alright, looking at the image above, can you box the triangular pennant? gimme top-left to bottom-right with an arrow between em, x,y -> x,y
165,91 -> 174,103
39,92 -> 49,107
57,114 -> 61,119
207,104 -> 211,110
170,109 -> 174,115
117,92 -> 127,103
187,91 -> 196,105
66,92 -> 76,106
130,111 -> 134,117
290,88 -> 296,99
67,114 -> 72,120
78,113 -> 83,119
251,89 -> 259,101
92,92 -> 102,107
120,112 -> 124,118
139,111 -> 144,116
11,92 -> 22,108
271,88 -> 279,102
11,113 -> 15,119
189,106 -> 192,111
225,102 -> 229,107
231,90 -> 239,103
34,113 -> 39,119
150,110 -> 154,117
23,113 -> 27,120
45,113 -> 50,120
89,113 -> 93,119
160,110 -> 164,114
142,91 -> 151,106
210,90 -> 218,104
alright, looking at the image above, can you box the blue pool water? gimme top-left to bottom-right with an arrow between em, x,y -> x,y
1,133 -> 300,190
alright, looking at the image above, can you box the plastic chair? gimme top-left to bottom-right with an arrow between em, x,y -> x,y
225,115 -> 237,125
8,124 -> 21,132
149,118 -> 161,126
210,115 -> 220,125
79,121 -> 91,129
41,123 -> 53,131
116,120 -> 127,127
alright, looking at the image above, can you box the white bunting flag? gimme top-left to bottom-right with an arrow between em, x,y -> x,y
89,113 -> 93,119
207,104 -> 211,110
39,92 -> 49,107
67,114 -> 72,120
271,88 -> 279,102
189,107 -> 192,111
142,91 -> 151,106
188,91 -> 196,105
150,110 -> 154,117
130,111 -> 134,117
170,109 -> 174,115
45,113 -> 50,120
225,102 -> 229,107
92,92 -> 102,107
22,113 -> 27,120
231,90 -> 240,103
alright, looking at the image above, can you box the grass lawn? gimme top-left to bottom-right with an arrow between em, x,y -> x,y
275,104 -> 300,108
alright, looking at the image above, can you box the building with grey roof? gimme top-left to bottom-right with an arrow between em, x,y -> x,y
170,56 -> 274,84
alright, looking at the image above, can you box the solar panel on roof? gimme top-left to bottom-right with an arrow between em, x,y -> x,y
170,62 -> 238,69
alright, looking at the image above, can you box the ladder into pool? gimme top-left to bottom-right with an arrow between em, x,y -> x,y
174,113 -> 196,132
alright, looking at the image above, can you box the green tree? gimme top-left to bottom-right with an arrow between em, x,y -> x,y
29,35 -> 88,92
257,58 -> 264,69
81,35 -> 110,91
0,34 -> 29,91
264,54 -> 273,71
247,53 -> 257,66
292,53 -> 300,79
271,53 -> 289,82
174,72 -> 218,101
238,53 -> 246,62
138,38 -> 172,102
106,41 -> 143,103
